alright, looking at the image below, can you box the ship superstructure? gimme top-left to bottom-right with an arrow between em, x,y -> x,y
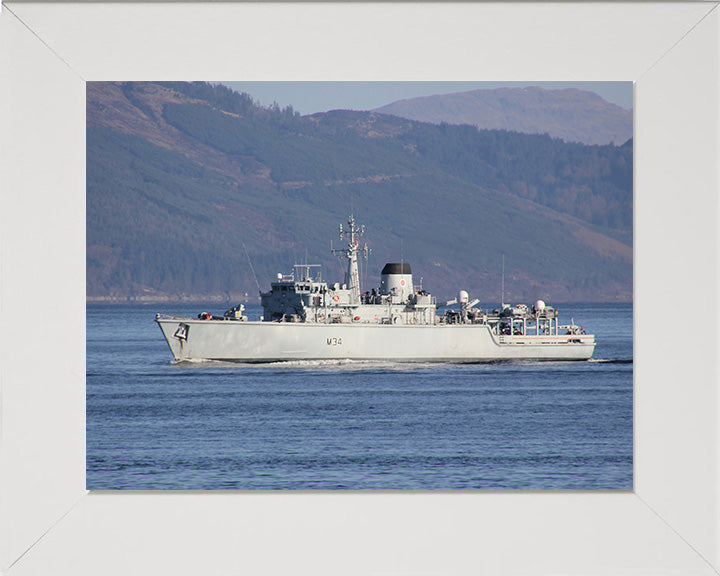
259,215 -> 435,327
156,215 -> 595,362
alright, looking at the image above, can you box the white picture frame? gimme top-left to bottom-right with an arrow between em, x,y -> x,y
1,2 -> 718,574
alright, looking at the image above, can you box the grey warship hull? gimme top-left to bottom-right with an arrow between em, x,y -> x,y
156,316 -> 595,363
156,214 -> 596,363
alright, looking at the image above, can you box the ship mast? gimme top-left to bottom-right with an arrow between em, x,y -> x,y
332,214 -> 370,305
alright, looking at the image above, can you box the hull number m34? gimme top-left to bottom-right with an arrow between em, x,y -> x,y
327,337 -> 343,346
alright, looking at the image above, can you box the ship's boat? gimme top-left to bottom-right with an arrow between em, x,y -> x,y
156,215 -> 595,362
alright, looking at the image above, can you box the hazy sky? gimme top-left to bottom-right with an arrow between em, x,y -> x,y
219,81 -> 633,115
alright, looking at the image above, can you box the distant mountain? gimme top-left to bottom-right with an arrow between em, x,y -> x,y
86,82 -> 632,303
374,87 -> 632,146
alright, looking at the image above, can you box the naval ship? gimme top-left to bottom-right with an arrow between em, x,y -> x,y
156,215 -> 595,362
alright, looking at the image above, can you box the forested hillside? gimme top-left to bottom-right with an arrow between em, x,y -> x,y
87,81 -> 632,303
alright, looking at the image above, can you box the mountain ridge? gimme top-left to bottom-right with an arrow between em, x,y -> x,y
374,86 -> 632,146
86,81 -> 632,303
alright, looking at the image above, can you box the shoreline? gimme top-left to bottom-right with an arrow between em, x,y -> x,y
87,294 -> 256,305
87,296 -> 633,306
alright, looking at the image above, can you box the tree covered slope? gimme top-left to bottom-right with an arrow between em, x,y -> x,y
87,81 -> 632,303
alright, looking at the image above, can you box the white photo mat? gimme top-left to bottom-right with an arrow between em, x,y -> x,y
1,2 -> 718,574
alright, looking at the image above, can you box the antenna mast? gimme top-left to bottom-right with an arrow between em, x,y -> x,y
532,280 -> 536,306
501,254 -> 505,308
332,214 -> 370,305
243,243 -> 261,294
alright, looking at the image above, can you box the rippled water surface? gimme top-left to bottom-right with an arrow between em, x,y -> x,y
87,303 -> 632,490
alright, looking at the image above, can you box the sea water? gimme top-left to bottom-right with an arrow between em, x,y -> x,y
87,302 -> 632,490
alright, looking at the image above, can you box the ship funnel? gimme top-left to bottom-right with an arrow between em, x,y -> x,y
380,263 -> 413,300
